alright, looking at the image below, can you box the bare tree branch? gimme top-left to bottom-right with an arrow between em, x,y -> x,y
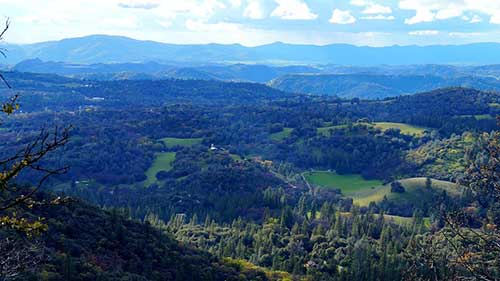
0,127 -> 71,211
0,235 -> 44,281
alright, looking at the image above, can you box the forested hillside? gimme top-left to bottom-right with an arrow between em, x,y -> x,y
12,59 -> 321,83
269,73 -> 500,98
2,1 -> 500,278
3,193 -> 274,281
1,71 -> 499,280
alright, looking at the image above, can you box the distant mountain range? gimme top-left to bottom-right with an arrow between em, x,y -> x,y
10,58 -> 500,99
4,34 -> 500,65
12,58 -> 320,83
7,37 -> 500,100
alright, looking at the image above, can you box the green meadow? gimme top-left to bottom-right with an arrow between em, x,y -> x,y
353,177 -> 461,206
270,128 -> 293,141
160,137 -> 203,148
317,125 -> 348,136
304,172 -> 460,207
304,171 -> 383,195
144,152 -> 176,186
316,122 -> 428,137
371,122 -> 427,136
454,114 -> 495,120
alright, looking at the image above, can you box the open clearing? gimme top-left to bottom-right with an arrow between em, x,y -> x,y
371,122 -> 427,136
270,128 -> 293,141
454,114 -> 495,120
353,177 -> 461,206
316,122 -> 428,137
317,125 -> 348,136
160,137 -> 203,148
144,152 -> 176,186
304,171 -> 383,195
304,172 -> 460,207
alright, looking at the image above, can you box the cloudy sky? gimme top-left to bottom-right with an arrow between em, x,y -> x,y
1,0 -> 500,46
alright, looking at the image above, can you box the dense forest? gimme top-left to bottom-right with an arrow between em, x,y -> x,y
269,73 -> 500,99
1,71 -> 499,280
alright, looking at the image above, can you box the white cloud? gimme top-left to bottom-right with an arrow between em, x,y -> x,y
469,15 -> 482,23
102,15 -> 140,29
404,9 -> 435,24
351,0 -> 392,14
191,0 -> 227,19
361,15 -> 395,20
491,14 -> 500,24
228,0 -> 242,8
118,0 -> 159,9
145,0 -> 227,23
408,30 -> 440,36
156,19 -> 173,29
362,4 -> 392,14
449,32 -> 482,38
244,0 -> 266,19
399,0 -> 500,25
185,19 -> 241,32
271,0 -> 318,20
435,8 -> 462,20
4,0 -> 500,47
329,9 -> 356,24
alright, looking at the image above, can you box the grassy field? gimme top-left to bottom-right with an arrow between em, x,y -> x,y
371,122 -> 428,136
160,137 -> 203,148
144,152 -> 176,186
377,214 -> 431,227
455,114 -> 495,120
304,171 -> 383,195
316,122 -> 428,137
317,125 -> 347,136
270,128 -> 293,141
304,171 -> 460,207
353,177 -> 461,206
230,154 -> 243,161
224,258 -> 297,281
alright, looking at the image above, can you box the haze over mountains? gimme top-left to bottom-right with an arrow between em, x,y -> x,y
12,58 -> 320,83
4,34 -> 500,65
8,57 -> 500,99
3,34 -> 500,99
269,73 -> 500,99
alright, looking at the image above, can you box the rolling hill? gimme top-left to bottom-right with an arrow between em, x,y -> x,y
10,193 -> 272,280
12,59 -> 321,83
269,73 -> 500,98
0,71 -> 293,111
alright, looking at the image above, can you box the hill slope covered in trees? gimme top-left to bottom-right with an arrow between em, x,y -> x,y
269,73 -> 500,98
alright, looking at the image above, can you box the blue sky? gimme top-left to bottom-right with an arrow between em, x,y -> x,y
1,0 -> 500,46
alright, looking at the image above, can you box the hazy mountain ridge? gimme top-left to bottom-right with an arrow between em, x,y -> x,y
5,34 -> 500,65
10,59 -> 500,99
12,58 -> 322,82
269,73 -> 500,98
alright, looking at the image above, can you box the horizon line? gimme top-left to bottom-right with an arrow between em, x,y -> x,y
3,33 -> 500,49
